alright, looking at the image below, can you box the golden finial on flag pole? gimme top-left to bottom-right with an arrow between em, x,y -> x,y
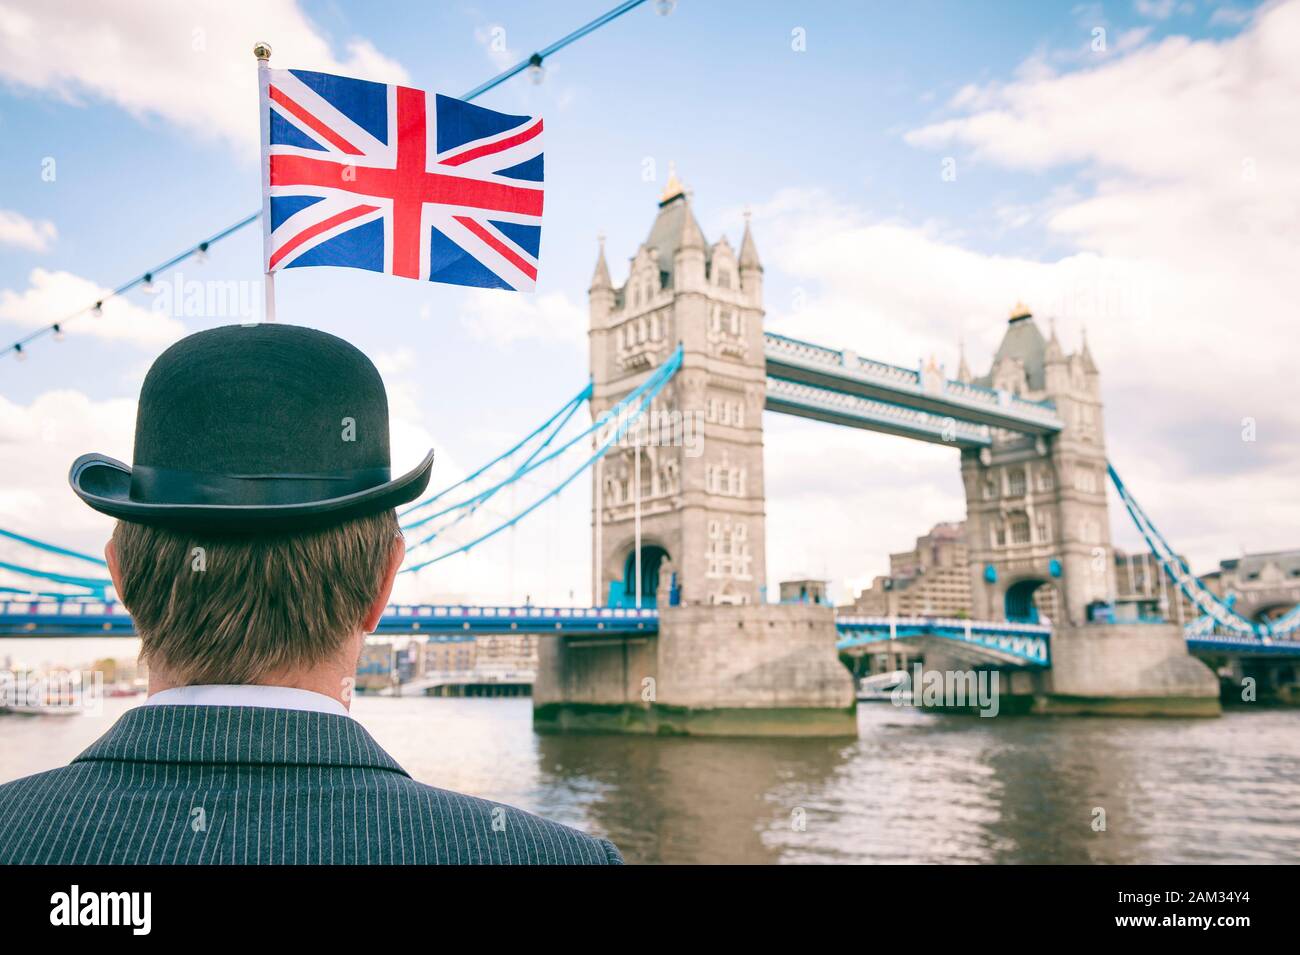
254,42 -> 276,322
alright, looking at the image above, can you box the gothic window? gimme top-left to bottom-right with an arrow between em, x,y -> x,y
650,313 -> 660,339
710,305 -> 722,333
1009,513 -> 1031,545
662,460 -> 679,495
717,269 -> 732,289
1037,469 -> 1054,492
1035,511 -> 1052,543
983,478 -> 997,500
991,520 -> 1006,548
735,403 -> 744,428
1008,467 -> 1026,497
1074,467 -> 1097,494
729,310 -> 739,334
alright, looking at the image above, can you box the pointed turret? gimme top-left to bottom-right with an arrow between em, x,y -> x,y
590,233 -> 612,292
677,194 -> 705,251
665,169 -> 706,292
1080,326 -> 1098,374
956,338 -> 973,383
739,212 -> 762,271
588,233 -> 615,330
739,208 -> 763,304
1045,316 -> 1064,363
1043,316 -> 1070,395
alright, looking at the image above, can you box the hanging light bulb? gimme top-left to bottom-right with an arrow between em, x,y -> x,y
14,342 -> 25,361
527,53 -> 545,84
656,0 -> 677,14
52,323 -> 64,342
195,241 -> 209,265
141,272 -> 158,294
92,300 -> 104,317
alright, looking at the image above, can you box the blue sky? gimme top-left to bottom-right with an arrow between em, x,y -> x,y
1,0 -> 1294,605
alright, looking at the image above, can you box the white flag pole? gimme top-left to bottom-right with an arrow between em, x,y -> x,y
254,42 -> 277,323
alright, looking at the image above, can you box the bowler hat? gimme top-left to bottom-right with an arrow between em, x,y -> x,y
69,324 -> 434,532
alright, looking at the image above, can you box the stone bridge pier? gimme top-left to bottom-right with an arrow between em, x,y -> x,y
534,603 -> 856,736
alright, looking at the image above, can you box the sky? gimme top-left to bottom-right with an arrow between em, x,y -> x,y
0,0 -> 1297,606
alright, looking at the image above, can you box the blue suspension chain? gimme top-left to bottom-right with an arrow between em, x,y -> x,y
401,345 -> 681,573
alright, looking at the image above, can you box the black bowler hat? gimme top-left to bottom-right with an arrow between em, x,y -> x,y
69,324 -> 434,533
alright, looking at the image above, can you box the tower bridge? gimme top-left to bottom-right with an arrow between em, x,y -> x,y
4,173 -> 1298,729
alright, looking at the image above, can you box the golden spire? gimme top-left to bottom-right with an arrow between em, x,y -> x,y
659,161 -> 686,205
1008,300 -> 1032,321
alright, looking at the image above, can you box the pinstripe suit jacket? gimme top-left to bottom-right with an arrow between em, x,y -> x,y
0,704 -> 622,865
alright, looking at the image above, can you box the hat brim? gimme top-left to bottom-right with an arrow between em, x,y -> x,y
69,450 -> 435,533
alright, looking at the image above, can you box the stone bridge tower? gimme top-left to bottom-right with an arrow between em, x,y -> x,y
588,170 -> 768,607
959,305 -> 1116,627
537,171 -> 854,737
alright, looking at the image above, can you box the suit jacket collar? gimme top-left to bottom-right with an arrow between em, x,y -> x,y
74,704 -> 408,775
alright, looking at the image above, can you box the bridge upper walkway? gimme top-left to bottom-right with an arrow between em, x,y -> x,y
764,332 -> 1063,436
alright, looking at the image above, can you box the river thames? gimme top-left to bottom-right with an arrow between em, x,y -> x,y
2,681 -> 1298,864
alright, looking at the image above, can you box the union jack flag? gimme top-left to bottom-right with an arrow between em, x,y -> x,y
261,68 -> 544,291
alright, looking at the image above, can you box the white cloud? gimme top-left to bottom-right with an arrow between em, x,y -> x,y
0,268 -> 186,348
0,0 -> 409,148
1136,0 -> 1178,19
752,3 -> 1300,581
0,209 -> 56,251
456,289 -> 586,349
763,415 -> 967,604
1209,5 -> 1256,26
0,390 -> 133,573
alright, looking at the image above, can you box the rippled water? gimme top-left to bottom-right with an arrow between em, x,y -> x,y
3,690 -> 1298,864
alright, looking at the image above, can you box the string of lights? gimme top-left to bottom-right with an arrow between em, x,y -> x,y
2,0 -> 664,363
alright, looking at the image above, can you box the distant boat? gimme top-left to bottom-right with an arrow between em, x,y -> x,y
857,669 -> 910,702
1,678 -> 99,715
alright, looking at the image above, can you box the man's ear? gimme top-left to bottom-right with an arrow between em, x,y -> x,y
105,537 -> 126,601
361,536 -> 405,634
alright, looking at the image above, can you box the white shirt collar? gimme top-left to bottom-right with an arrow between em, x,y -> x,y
146,684 -> 351,718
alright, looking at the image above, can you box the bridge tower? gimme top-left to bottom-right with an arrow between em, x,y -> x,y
588,170 -> 768,607
959,305 -> 1116,626
537,171 -> 855,736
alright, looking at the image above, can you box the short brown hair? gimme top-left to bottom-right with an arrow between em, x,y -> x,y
112,510 -> 400,684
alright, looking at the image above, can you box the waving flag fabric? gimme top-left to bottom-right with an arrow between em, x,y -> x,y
261,68 -> 544,291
